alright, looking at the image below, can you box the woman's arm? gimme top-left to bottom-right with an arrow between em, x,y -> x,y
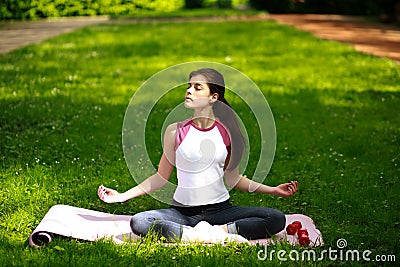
98,154 -> 173,203
98,123 -> 177,203
224,167 -> 298,197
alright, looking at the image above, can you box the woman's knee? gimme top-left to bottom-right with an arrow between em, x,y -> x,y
130,212 -> 151,236
270,209 -> 286,235
254,208 -> 286,234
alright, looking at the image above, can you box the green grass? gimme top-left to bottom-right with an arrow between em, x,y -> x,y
111,7 -> 265,19
1,18 -> 399,266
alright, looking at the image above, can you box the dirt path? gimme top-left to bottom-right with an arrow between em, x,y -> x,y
269,14 -> 400,62
1,14 -> 399,62
0,16 -> 109,54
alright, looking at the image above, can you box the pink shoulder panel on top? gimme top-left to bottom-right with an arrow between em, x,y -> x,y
215,120 -> 231,147
175,119 -> 192,150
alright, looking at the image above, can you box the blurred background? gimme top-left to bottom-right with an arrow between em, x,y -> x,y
1,0 -> 400,24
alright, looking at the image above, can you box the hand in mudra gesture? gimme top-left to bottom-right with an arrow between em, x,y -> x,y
273,181 -> 298,197
98,185 -> 124,203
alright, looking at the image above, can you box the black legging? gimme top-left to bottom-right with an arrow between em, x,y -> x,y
130,199 -> 286,240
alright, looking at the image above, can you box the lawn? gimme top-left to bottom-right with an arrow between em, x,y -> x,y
0,17 -> 399,266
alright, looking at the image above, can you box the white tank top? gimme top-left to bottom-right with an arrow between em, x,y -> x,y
173,118 -> 230,206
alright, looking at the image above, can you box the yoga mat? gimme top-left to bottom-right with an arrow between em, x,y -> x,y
29,205 -> 323,247
29,205 -> 139,247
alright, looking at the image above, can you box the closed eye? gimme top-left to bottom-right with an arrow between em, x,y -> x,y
187,83 -> 203,90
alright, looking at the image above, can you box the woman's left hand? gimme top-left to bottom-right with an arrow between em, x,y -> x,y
273,181 -> 298,197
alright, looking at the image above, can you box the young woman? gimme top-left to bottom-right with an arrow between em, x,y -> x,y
98,68 -> 298,243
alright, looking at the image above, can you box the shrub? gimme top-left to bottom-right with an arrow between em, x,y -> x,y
217,0 -> 232,8
1,0 -> 31,20
248,0 -> 294,13
184,0 -> 204,9
0,0 -> 185,20
184,0 -> 233,9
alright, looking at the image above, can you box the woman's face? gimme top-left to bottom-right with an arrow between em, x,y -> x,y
185,74 -> 217,109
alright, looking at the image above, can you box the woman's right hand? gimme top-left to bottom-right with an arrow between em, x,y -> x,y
98,185 -> 125,203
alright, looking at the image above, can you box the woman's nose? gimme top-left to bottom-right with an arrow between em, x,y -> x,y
187,86 -> 194,94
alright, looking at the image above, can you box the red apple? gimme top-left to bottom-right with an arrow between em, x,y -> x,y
292,221 -> 302,230
298,234 -> 310,246
297,228 -> 308,236
286,223 -> 297,235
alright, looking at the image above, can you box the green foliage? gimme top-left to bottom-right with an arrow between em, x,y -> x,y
1,0 -> 185,20
202,0 -> 233,8
217,0 -> 232,8
249,0 -> 294,13
184,0 -> 204,9
184,0 -> 234,9
1,0 -> 31,20
1,19 -> 399,266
